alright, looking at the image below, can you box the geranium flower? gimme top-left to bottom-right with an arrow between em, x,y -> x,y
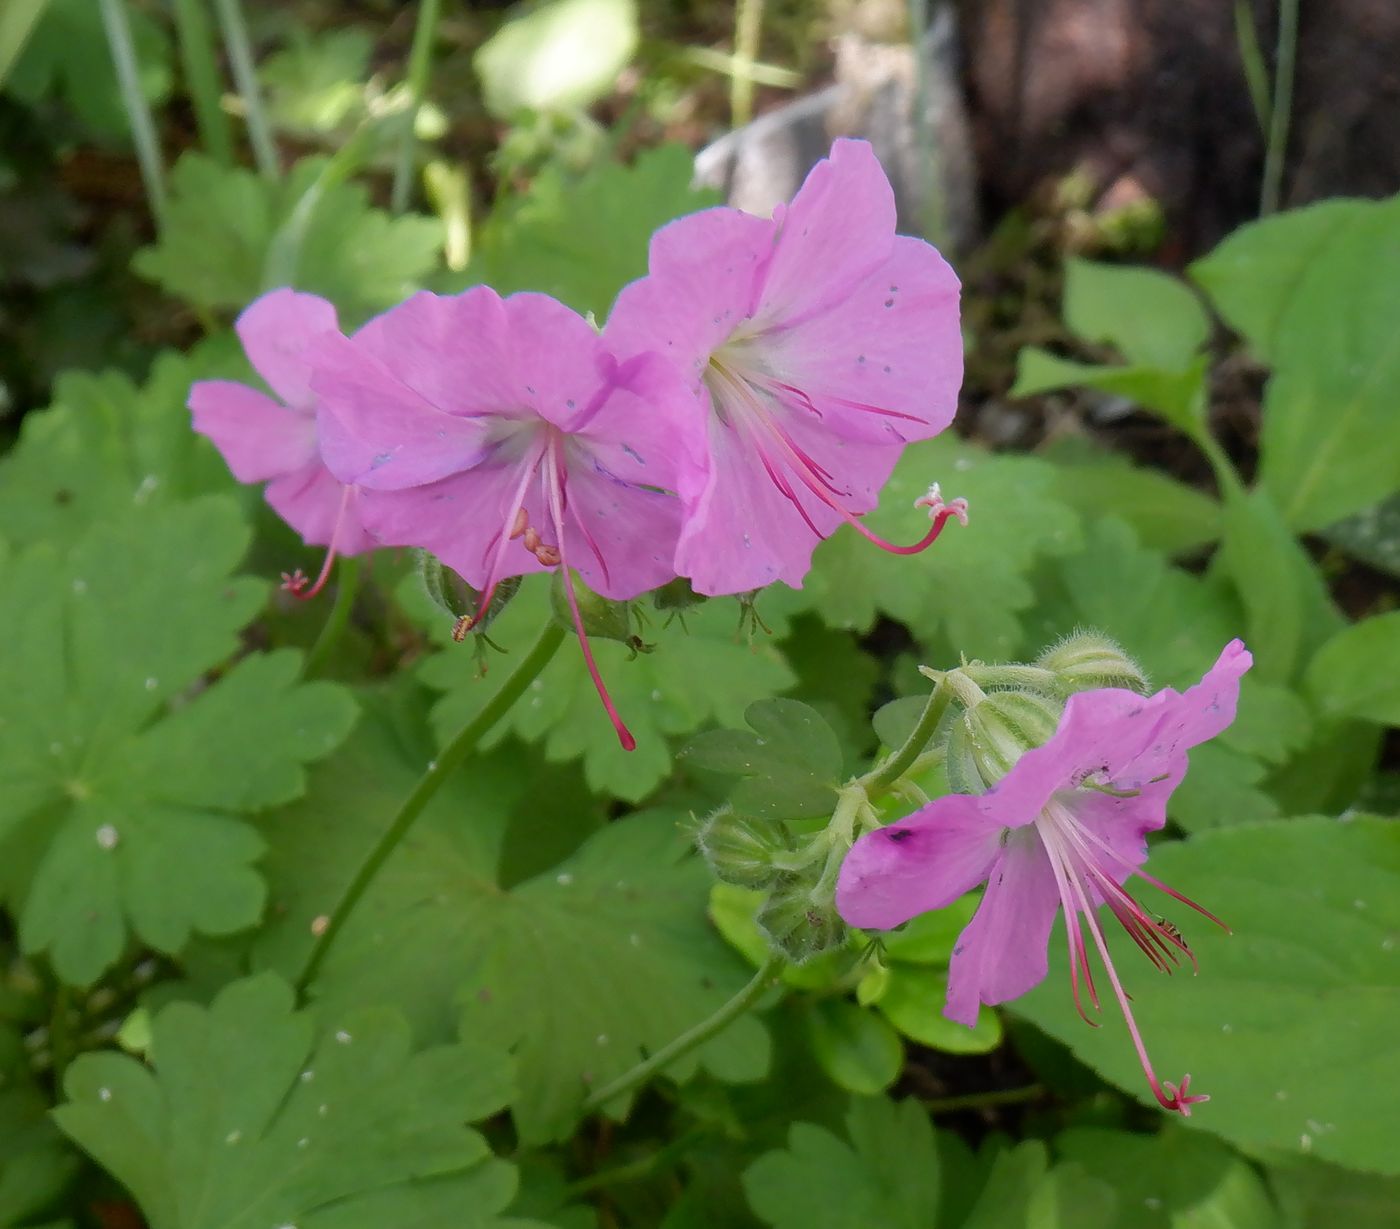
309,287 -> 703,749
188,288 -> 373,597
836,641 -> 1253,1115
604,138 -> 964,595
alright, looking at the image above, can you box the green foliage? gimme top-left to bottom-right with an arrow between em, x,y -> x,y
134,154 -> 443,322
474,0 -> 639,119
1305,611 -> 1400,726
463,143 -> 720,319
0,1023 -> 79,1222
420,577 -> 796,801
53,973 -> 521,1229
0,500 -> 356,984
1012,816 -> 1400,1174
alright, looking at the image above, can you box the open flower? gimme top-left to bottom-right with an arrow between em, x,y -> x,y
188,288 -> 372,597
309,287 -> 703,749
604,138 -> 965,595
837,641 -> 1253,1115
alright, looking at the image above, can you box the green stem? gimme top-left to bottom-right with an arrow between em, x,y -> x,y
857,675 -> 953,794
1193,425 -> 1248,501
49,984 -> 74,1086
390,0 -> 443,213
1259,0 -> 1298,216
303,556 -> 361,677
212,0 -> 279,179
730,0 -> 764,128
563,1129 -> 708,1199
581,955 -> 782,1113
98,0 -> 167,227
172,0 -> 234,164
295,622 -> 567,993
923,1083 -> 1044,1115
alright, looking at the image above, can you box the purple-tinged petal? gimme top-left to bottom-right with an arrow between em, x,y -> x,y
502,293 -> 620,429
354,288 -> 523,417
558,460 -> 685,600
357,466 -> 551,591
188,380 -> 317,482
235,289 -> 340,409
604,207 -> 776,375
308,333 -> 493,489
264,462 -> 372,554
758,236 -> 963,446
752,139 -> 896,330
944,827 -> 1063,1026
837,794 -> 1003,931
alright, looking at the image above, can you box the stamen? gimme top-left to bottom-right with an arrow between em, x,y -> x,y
544,439 -> 636,751
284,484 -> 355,601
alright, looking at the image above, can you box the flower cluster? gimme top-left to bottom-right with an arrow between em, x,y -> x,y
189,139 -> 965,748
837,639 -> 1253,1115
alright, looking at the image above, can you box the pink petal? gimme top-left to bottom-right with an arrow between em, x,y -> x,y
758,236 -> 963,446
944,827 -> 1063,1026
309,333 -> 492,489
235,289 -> 340,409
751,139 -> 896,330
503,292 -> 625,428
836,794 -> 1003,931
604,206 -> 776,376
557,460 -> 685,600
188,380 -> 317,483
354,288 -> 523,417
357,466 -> 551,590
264,462 -> 371,554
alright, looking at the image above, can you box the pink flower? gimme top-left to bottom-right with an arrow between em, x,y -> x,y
309,287 -> 704,749
188,288 -> 373,597
604,138 -> 964,595
836,641 -> 1253,1115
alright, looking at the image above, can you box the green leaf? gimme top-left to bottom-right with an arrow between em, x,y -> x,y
134,154 -> 443,321
420,577 -> 795,802
792,435 -> 1082,660
1270,1156 -> 1400,1229
777,614 -> 881,758
474,0 -> 638,118
6,0 -> 171,139
0,1024 -> 80,1223
261,28 -> 373,135
1320,493 -> 1400,579
1041,439 -> 1222,555
1191,200 -> 1371,362
53,973 -> 520,1229
252,695 -> 766,1145
876,966 -> 1003,1054
743,1097 -> 940,1229
1011,817 -> 1400,1175
1166,742 -> 1279,833
0,344 -> 250,551
1193,197 -> 1400,528
682,698 -> 842,820
879,893 -> 978,965
1305,611 -> 1400,726
1215,486 -> 1344,682
1063,259 -> 1210,371
463,144 -> 720,319
0,500 -> 357,984
960,1141 -> 1050,1229
1011,348 -> 1208,435
1056,1126 -> 1278,1229
805,999 -> 903,1095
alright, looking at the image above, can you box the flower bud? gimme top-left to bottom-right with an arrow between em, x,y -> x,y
697,807 -> 789,890
945,688 -> 1064,793
549,572 -> 647,651
416,550 -> 519,634
1036,631 -> 1150,695
756,875 -> 847,963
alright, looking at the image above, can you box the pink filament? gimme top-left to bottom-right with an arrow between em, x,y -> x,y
288,484 -> 354,601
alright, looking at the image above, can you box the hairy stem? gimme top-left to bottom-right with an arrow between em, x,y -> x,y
295,622 -> 566,993
581,955 -> 782,1114
857,674 -> 952,794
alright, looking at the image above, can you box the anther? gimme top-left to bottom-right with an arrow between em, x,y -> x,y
509,507 -> 529,539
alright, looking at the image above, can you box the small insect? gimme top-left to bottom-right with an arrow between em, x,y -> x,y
1155,913 -> 1190,951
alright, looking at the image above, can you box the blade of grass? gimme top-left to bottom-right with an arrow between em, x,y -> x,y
1259,0 -> 1299,216
97,0 -> 167,227
172,0 -> 234,165
730,0 -> 765,128
212,0 -> 279,179
1233,0 -> 1271,136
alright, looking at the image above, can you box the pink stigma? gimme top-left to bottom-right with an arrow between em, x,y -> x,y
281,485 -> 355,601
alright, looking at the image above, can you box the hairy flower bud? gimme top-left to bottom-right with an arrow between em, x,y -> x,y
698,807 -> 789,890
756,876 -> 847,963
417,549 -> 519,636
945,688 -> 1065,793
548,572 -> 646,651
1036,631 -> 1149,695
